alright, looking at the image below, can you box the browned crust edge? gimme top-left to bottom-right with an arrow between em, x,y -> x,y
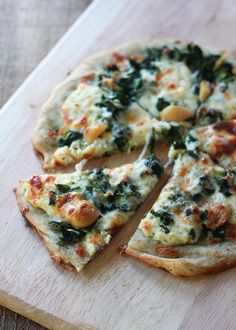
125,246 -> 236,277
14,181 -> 78,273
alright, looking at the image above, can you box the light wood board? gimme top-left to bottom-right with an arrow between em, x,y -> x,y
1,0 -> 236,329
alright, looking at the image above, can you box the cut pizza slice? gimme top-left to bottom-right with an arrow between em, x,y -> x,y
169,119 -> 236,169
33,40 -> 236,171
125,151 -> 236,276
16,155 -> 163,273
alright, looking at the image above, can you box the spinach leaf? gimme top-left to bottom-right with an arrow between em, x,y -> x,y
89,168 -> 112,194
156,98 -> 170,111
85,169 -> 141,213
189,228 -> 196,239
49,220 -> 89,246
201,223 -> 225,240
187,150 -> 199,159
111,122 -> 130,150
113,179 -> 141,212
150,209 -> 174,226
145,155 -> 163,177
198,175 -> 215,195
196,107 -> 223,125
55,184 -> 72,194
215,169 -> 236,197
48,191 -> 56,205
58,130 -> 83,147
219,178 -> 232,196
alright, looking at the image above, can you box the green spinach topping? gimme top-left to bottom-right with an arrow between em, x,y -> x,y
49,219 -> 90,246
158,43 -> 235,85
150,208 -> 174,235
84,169 -> 141,213
201,224 -> 226,240
219,178 -> 232,196
198,175 -> 215,195
156,97 -> 170,111
187,150 -> 199,159
189,228 -> 196,239
144,155 -> 163,177
196,107 -> 224,125
150,209 -> 174,226
215,169 -> 236,197
58,130 -> 83,147
55,184 -> 72,194
111,122 -> 130,150
98,59 -> 144,119
48,191 -> 56,205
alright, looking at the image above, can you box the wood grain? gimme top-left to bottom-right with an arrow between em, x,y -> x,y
1,0 -> 236,329
0,1 -> 91,329
0,0 -> 92,108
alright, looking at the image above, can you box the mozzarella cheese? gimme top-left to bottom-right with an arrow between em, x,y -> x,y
140,151 -> 236,245
185,120 -> 236,168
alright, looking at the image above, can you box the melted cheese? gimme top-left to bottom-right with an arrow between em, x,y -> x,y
187,120 -> 236,168
203,81 -> 236,120
140,152 -> 236,245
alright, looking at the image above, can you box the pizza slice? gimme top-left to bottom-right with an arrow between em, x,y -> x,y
33,40 -> 236,171
125,151 -> 236,276
169,119 -> 236,168
16,156 -> 163,272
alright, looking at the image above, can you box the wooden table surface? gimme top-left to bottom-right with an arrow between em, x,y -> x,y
0,1 -> 91,329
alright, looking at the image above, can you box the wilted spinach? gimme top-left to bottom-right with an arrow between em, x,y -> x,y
58,130 -> 83,147
49,219 -> 89,246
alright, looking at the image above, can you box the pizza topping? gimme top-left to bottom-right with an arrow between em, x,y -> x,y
150,209 -> 174,226
84,123 -> 108,143
214,120 -> 236,135
75,243 -> 86,257
111,122 -> 130,150
160,104 -> 194,122
199,80 -> 211,101
49,219 -> 90,246
198,175 -> 215,196
59,199 -> 100,229
58,130 -> 83,147
204,203 -> 232,230
214,168 -> 236,196
196,107 -> 223,125
156,97 -> 170,111
48,191 -> 56,205
30,175 -> 43,190
144,155 -> 163,177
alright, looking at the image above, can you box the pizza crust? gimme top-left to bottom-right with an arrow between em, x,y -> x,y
125,228 -> 236,276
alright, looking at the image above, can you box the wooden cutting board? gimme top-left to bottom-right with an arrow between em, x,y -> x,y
1,0 -> 236,329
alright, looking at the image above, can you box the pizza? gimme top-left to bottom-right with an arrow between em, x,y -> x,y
16,39 -> 236,276
16,156 -> 163,272
33,40 -> 236,171
125,151 -> 236,276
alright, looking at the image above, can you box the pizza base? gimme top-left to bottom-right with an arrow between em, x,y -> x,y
15,181 -> 93,273
125,228 -> 236,276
